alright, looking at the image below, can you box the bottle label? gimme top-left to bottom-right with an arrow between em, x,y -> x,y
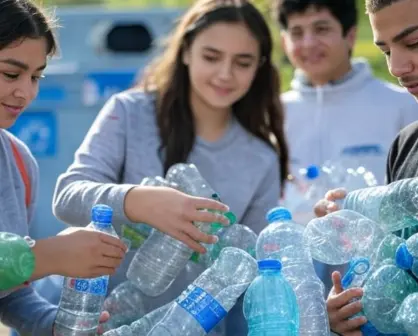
176,285 -> 227,332
70,277 -> 108,296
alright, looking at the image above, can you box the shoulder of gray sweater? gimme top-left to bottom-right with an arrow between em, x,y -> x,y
113,89 -> 157,115
2,130 -> 38,182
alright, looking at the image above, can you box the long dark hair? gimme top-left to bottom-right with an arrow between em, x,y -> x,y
0,0 -> 57,55
139,0 -> 289,187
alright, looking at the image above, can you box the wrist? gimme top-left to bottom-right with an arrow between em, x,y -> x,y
31,237 -> 63,279
124,186 -> 156,224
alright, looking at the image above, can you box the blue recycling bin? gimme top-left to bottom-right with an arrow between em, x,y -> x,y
8,6 -> 184,240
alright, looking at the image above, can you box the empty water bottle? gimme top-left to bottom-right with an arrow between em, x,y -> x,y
103,302 -> 172,336
304,210 -> 386,265
127,166 -> 230,297
282,164 -> 321,214
257,207 -> 330,336
102,281 -> 146,332
395,293 -> 418,336
322,159 -> 378,192
342,177 -> 418,232
243,259 -> 299,335
196,223 -> 257,268
362,264 -> 418,334
54,204 -> 118,336
292,165 -> 329,225
166,163 -> 233,233
396,232 -> 418,278
147,247 -> 258,335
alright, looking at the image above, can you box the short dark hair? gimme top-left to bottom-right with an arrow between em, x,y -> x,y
0,0 -> 58,55
365,0 -> 404,13
275,0 -> 358,36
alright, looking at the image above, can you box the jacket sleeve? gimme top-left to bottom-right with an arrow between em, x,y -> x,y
0,287 -> 57,336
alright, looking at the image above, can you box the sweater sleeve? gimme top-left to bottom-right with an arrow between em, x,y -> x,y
52,94 -> 137,231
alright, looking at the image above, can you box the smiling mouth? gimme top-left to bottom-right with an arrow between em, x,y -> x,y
2,103 -> 24,115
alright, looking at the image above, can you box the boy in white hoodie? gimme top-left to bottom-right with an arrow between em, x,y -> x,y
277,0 -> 417,185
275,0 -> 418,299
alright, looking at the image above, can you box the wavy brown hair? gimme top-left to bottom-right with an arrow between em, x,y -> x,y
139,0 -> 289,187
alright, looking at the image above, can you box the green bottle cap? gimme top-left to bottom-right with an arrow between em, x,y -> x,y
225,211 -> 237,225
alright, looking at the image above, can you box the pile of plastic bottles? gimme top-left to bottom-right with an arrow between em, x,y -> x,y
51,160 -> 418,336
304,176 -> 418,335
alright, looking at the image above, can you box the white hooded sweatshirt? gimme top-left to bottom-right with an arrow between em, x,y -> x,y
283,58 -> 417,184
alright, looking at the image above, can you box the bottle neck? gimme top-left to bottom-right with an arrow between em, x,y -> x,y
259,269 -> 281,276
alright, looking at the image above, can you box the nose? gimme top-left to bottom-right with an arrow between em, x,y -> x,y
13,77 -> 37,102
300,32 -> 318,49
388,50 -> 414,79
218,60 -> 233,81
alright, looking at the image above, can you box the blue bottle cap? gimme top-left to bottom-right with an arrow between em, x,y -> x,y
92,204 -> 113,225
258,259 -> 282,271
395,243 -> 414,270
266,207 -> 292,223
306,165 -> 320,180
341,258 -> 370,289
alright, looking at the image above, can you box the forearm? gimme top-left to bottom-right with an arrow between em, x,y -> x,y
53,178 -> 136,231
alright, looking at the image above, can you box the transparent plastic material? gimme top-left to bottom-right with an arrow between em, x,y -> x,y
147,247 -> 258,336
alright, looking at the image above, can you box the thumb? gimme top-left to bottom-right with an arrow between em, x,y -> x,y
332,271 -> 344,294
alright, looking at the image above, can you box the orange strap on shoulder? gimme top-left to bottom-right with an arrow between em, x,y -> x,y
10,139 -> 31,208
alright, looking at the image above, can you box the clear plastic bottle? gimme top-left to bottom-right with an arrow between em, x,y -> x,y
243,259 -> 299,335
395,293 -> 418,336
196,223 -> 257,268
147,247 -> 258,336
102,302 -> 172,336
54,204 -> 118,336
257,207 -> 330,336
292,165 -> 329,225
362,264 -> 418,334
101,280 -> 146,332
304,210 -> 386,265
342,178 -> 418,232
127,164 -> 231,297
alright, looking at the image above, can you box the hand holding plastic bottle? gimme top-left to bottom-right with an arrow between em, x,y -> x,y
124,185 -> 230,253
326,271 -> 366,336
43,227 -> 128,278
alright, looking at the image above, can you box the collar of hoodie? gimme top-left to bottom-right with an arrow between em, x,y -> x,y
289,57 -> 373,97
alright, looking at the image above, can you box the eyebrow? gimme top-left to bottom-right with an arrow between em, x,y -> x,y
0,58 -> 46,71
375,25 -> 418,46
289,19 -> 330,30
202,46 -> 255,59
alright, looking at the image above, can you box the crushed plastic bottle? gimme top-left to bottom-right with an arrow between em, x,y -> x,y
195,223 -> 257,268
304,210 -> 386,265
362,264 -> 418,334
395,293 -> 418,336
342,178 -> 418,232
147,247 -> 258,335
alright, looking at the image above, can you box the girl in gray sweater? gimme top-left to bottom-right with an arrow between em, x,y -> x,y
52,0 -> 289,335
1,1 -> 227,335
